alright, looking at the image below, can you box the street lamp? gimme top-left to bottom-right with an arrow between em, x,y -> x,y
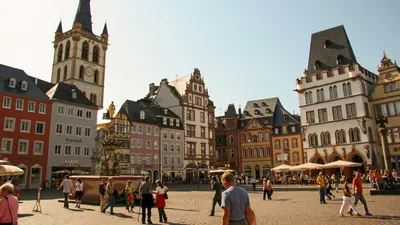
376,115 -> 392,172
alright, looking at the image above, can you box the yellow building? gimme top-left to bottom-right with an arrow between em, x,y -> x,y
370,52 -> 400,171
272,127 -> 303,167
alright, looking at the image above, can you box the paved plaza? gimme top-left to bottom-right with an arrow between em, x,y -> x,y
18,186 -> 400,225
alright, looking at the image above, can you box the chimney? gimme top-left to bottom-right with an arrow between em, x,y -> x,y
161,78 -> 168,84
238,105 -> 242,119
149,83 -> 155,95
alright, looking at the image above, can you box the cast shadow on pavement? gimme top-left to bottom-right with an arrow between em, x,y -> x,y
18,213 -> 34,218
165,207 -> 200,212
356,215 -> 400,220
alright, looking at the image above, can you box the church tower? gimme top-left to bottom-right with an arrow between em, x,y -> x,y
51,0 -> 108,108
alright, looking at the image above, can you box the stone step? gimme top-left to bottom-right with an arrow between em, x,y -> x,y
370,190 -> 400,195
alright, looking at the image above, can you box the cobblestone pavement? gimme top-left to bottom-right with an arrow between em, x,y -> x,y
18,189 -> 400,225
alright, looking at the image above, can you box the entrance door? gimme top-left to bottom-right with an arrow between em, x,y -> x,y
255,165 -> 260,179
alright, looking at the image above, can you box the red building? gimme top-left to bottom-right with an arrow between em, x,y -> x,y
0,64 -> 51,189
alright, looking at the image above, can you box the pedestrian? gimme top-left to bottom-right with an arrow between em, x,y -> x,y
251,177 -> 256,191
316,172 -> 327,204
209,176 -> 222,216
74,178 -> 84,208
300,172 -> 305,186
139,176 -> 153,224
102,177 -> 115,215
0,183 -> 19,224
262,178 -> 268,200
263,177 -> 272,200
348,171 -> 372,216
99,179 -> 107,211
154,180 -> 168,223
331,174 -> 339,193
283,174 -> 288,187
125,180 -> 134,212
325,182 -> 335,200
57,175 -> 73,209
339,181 -> 361,217
221,172 -> 256,225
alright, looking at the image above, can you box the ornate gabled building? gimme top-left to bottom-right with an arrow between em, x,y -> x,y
295,25 -> 378,173
370,52 -> 400,171
215,104 -> 240,170
51,0 -> 109,108
147,68 -> 216,181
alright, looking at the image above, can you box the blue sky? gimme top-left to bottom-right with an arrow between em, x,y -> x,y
1,0 -> 399,116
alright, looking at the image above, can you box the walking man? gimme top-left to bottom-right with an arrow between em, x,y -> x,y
102,177 -> 115,215
316,172 -> 327,204
99,179 -> 107,211
210,176 -> 222,216
348,171 -> 372,216
221,172 -> 256,225
57,175 -> 72,209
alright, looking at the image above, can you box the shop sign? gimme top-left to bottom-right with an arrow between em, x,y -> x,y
65,138 -> 82,143
64,160 -> 79,166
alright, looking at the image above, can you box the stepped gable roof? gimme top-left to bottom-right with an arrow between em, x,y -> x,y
307,25 -> 357,75
0,64 -> 49,101
169,75 -> 191,96
224,104 -> 237,117
45,82 -> 96,107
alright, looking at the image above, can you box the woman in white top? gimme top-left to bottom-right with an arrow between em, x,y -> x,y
74,178 -> 84,208
153,180 -> 168,223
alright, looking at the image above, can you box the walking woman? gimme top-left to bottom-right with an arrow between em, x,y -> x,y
125,180 -> 134,212
139,176 -> 153,224
154,180 -> 168,223
75,178 -> 83,208
339,181 -> 361,217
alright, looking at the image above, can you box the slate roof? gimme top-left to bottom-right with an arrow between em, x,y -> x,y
56,21 -> 63,33
46,82 -> 97,108
307,25 -> 357,75
102,23 -> 108,35
242,98 -> 279,118
73,0 -> 93,33
0,64 -> 49,101
224,104 -> 237,117
28,76 -> 96,108
142,105 -> 183,129
119,100 -> 158,126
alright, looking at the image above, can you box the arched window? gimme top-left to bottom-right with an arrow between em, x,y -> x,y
329,86 -> 334,99
320,88 -> 325,101
252,135 -> 258,142
349,128 -> 355,142
259,133 -> 263,142
230,149 -> 234,159
57,44 -> 63,62
305,92 -> 309,104
63,65 -> 68,80
248,149 -> 253,158
247,133 -> 252,142
283,139 -> 289,149
313,133 -> 319,146
65,41 -> 71,59
343,83 -> 348,97
317,89 -> 321,102
265,132 -> 270,141
266,147 -> 271,157
308,134 -> 313,147
354,128 -> 361,142
229,135 -> 234,143
94,70 -> 99,84
259,148 -> 264,157
275,140 -> 281,149
92,94 -> 97,105
322,132 -> 331,145
292,138 -> 298,148
79,65 -> 85,80
333,85 -> 338,98
92,45 -> 100,63
341,129 -> 346,144
242,134 -> 246,142
81,41 -> 89,60
254,148 -> 258,157
347,82 -> 352,96
308,91 -> 313,104
361,82 -> 366,95
335,130 -> 340,144
56,68 -> 61,82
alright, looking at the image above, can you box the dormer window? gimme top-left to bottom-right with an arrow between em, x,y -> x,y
140,111 -> 145,120
163,117 -> 167,125
243,111 -> 248,116
336,55 -> 343,64
164,109 -> 168,115
314,60 -> 321,70
261,102 -> 266,106
21,81 -> 28,91
283,115 -> 288,121
266,108 -> 271,113
254,110 -> 259,115
175,119 -> 180,127
71,89 -> 77,99
9,78 -> 16,88
324,40 -> 329,49
253,103 -> 258,107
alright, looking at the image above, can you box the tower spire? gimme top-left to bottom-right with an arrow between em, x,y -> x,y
102,23 -> 108,36
73,0 -> 93,33
55,21 -> 63,34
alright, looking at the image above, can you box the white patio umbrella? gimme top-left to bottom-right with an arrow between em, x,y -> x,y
317,160 -> 362,169
0,160 -> 10,165
271,164 -> 293,172
290,162 -> 322,171
0,165 -> 24,176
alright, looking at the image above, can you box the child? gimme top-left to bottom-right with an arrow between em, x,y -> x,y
339,181 -> 361,217
325,179 -> 335,200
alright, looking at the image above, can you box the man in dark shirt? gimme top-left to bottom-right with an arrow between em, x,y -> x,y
210,176 -> 222,216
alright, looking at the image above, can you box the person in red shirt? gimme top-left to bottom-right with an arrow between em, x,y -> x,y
348,171 -> 372,216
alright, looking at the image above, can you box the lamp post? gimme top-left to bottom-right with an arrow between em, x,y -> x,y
376,115 -> 393,172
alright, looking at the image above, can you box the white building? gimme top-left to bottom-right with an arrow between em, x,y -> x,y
295,25 -> 378,173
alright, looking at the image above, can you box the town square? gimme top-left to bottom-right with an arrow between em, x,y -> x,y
1,0 -> 400,224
